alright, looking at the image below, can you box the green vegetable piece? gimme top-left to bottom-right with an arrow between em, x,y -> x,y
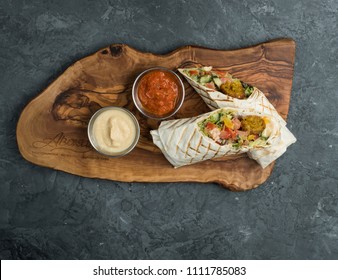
200,75 -> 212,84
190,75 -> 199,82
244,85 -> 254,97
209,112 -> 220,123
213,77 -> 222,88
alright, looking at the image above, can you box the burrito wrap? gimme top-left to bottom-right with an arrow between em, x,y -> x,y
151,108 -> 285,168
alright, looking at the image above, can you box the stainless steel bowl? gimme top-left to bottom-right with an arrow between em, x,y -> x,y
132,67 -> 185,120
87,106 -> 140,157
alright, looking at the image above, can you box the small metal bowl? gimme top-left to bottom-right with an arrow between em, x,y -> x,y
132,67 -> 185,120
87,106 -> 140,157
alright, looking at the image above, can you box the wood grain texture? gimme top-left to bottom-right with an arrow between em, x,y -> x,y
16,39 -> 296,191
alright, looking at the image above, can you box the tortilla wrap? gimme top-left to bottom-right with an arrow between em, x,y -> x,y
151,107 -> 289,168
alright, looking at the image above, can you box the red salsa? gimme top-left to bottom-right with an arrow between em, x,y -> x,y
137,70 -> 179,116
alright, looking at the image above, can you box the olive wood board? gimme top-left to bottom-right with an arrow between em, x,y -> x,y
17,39 -> 296,191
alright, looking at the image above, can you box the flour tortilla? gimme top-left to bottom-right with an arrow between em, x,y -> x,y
151,107 -> 286,168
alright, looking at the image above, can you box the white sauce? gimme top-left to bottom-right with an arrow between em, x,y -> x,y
92,109 -> 137,155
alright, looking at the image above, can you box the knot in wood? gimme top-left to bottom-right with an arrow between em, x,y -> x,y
109,45 -> 123,57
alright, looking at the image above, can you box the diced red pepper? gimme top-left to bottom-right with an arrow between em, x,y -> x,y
205,122 -> 217,131
189,70 -> 199,76
213,70 -> 230,78
220,127 -> 237,140
205,82 -> 216,89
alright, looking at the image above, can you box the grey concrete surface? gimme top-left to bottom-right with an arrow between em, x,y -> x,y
0,0 -> 337,259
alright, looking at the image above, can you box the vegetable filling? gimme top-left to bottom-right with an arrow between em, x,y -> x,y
183,67 -> 254,99
198,109 -> 269,148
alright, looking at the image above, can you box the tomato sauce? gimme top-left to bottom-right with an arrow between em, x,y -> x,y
137,70 -> 179,116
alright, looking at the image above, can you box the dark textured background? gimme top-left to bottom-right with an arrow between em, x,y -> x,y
0,0 -> 337,259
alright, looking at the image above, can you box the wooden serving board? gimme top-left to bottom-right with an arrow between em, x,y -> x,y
16,39 -> 295,191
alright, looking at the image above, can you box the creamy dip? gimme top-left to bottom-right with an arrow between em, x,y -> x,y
91,109 -> 137,155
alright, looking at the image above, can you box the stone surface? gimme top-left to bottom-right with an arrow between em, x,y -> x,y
0,0 -> 337,259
